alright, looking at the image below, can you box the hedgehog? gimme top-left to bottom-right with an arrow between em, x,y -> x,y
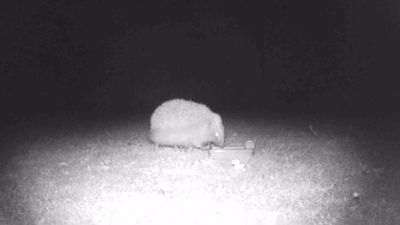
149,99 -> 225,151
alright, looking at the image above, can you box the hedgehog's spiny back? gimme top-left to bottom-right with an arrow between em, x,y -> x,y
150,99 -> 213,130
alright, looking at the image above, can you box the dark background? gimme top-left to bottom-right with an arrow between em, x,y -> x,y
1,0 -> 400,126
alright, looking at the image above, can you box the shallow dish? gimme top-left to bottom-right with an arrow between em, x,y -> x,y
209,140 -> 255,165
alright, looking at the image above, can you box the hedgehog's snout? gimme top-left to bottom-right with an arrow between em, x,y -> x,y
213,131 -> 225,147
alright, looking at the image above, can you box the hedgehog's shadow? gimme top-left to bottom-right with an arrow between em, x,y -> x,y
153,142 -> 213,157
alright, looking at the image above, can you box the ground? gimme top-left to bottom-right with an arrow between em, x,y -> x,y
0,112 -> 399,225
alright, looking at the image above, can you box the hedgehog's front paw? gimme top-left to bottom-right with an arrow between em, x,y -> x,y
201,142 -> 212,150
154,144 -> 160,152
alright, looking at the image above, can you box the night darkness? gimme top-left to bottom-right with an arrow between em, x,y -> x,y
1,0 -> 400,125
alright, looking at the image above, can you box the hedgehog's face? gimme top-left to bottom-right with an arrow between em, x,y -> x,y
213,129 -> 224,147
211,113 -> 225,147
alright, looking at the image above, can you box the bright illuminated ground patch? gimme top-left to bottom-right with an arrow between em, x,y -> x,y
0,115 -> 398,225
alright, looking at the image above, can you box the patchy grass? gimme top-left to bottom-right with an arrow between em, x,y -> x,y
0,113 -> 399,225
